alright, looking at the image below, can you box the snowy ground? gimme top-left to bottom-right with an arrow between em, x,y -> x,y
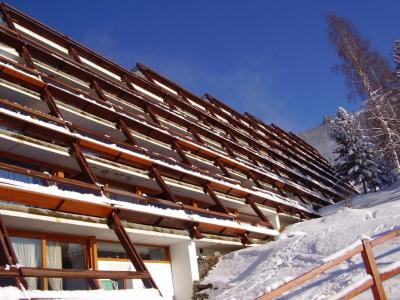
201,184 -> 400,299
0,287 -> 163,300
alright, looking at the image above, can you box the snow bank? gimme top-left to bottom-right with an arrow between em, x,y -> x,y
319,182 -> 400,215
202,184 -> 400,299
0,286 -> 162,300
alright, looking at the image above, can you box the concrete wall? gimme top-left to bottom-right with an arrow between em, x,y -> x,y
97,260 -> 174,300
170,240 -> 199,300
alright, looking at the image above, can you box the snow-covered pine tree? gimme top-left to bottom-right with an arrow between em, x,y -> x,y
327,14 -> 400,181
331,107 -> 382,193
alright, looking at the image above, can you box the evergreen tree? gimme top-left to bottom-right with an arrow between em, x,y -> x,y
331,107 -> 382,193
327,14 -> 400,180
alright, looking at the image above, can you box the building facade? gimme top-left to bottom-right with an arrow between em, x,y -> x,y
0,3 -> 354,299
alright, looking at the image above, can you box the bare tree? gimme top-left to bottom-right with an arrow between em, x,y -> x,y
327,14 -> 400,180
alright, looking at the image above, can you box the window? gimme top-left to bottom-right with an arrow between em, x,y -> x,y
0,231 -> 89,291
46,241 -> 86,290
10,237 -> 42,290
97,242 -> 168,261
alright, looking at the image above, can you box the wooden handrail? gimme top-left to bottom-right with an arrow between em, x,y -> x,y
0,161 -> 101,192
257,227 -> 400,300
0,267 -> 150,280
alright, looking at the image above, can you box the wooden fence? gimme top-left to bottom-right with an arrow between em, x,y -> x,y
257,227 -> 400,300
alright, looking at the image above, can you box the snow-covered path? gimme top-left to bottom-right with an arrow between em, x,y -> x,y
202,184 -> 400,299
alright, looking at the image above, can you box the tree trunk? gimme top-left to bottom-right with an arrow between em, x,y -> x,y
362,180 -> 367,194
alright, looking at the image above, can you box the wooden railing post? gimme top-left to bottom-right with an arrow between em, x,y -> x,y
361,239 -> 387,300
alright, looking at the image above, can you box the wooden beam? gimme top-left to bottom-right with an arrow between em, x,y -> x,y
172,140 -> 192,166
204,184 -> 230,215
19,45 -> 36,70
145,105 -> 162,126
0,215 -> 28,289
239,232 -> 251,245
41,86 -> 63,119
90,79 -> 108,102
247,171 -> 263,189
272,182 -> 287,197
116,118 -> 139,147
188,127 -> 205,144
1,7 -> 35,71
221,141 -> 237,158
189,222 -> 203,240
86,236 -> 100,289
69,140 -> 98,185
68,46 -> 82,63
248,153 -> 262,168
149,167 -> 178,203
245,197 -> 273,226
214,158 -> 232,178
107,210 -> 158,290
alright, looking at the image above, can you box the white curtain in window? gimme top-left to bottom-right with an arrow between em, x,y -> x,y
10,237 -> 41,290
46,241 -> 63,291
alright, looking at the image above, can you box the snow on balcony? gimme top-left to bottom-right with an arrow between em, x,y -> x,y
33,59 -> 92,92
14,23 -> 69,55
0,175 -> 279,237
131,83 -> 164,103
0,105 -> 319,215
0,78 -> 49,113
0,127 -> 80,171
0,42 -> 20,63
214,113 -> 229,124
129,130 -> 181,161
158,116 -> 191,137
153,79 -> 178,95
79,55 -> 122,82
186,97 -> 206,111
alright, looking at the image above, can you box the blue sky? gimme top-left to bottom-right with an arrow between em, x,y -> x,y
6,1 -> 400,132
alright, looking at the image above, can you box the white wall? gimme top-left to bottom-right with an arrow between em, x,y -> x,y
170,241 -> 199,300
97,260 -> 174,300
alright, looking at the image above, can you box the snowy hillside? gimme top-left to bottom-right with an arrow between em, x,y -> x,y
299,115 -> 337,165
201,184 -> 400,299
